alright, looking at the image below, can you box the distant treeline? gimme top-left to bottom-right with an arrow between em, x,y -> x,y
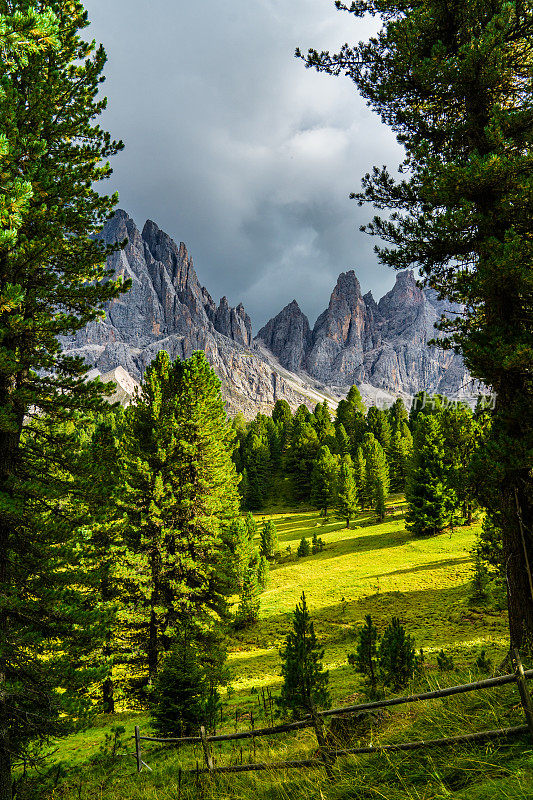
232,389 -> 492,536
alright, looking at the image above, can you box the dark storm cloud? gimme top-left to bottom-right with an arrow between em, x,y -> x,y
85,0 -> 403,330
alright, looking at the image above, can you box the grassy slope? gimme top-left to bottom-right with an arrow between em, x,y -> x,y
31,501 -> 533,800
229,498 -> 506,706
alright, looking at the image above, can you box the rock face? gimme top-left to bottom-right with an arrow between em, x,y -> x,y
256,300 -> 311,372
61,211 -> 343,417
62,210 -> 473,416
257,268 -> 470,397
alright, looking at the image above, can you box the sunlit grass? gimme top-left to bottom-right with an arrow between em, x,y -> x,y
227,500 -> 507,705
29,499 -> 523,800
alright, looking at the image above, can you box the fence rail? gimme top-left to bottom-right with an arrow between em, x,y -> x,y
134,648 -> 533,779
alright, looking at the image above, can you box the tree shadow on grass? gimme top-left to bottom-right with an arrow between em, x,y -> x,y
274,527 -> 412,558
229,580 -> 506,682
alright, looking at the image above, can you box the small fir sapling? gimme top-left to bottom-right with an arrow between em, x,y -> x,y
278,592 -> 330,718
474,650 -> 493,674
378,617 -> 416,690
436,650 -> 455,671
260,519 -> 278,559
234,566 -> 260,629
297,537 -> 311,557
348,614 -> 379,696
150,645 -> 220,736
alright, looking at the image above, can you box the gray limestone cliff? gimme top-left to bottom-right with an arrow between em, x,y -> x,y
61,210 -> 341,417
62,211 -> 474,416
258,269 -> 471,398
256,300 -> 311,372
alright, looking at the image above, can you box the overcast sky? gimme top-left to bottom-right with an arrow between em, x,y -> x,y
85,0 -> 403,331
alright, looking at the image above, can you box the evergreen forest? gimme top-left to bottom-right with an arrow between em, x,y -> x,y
1,1 -> 532,799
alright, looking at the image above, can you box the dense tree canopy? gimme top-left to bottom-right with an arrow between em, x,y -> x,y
301,0 -> 533,646
0,3 -> 127,796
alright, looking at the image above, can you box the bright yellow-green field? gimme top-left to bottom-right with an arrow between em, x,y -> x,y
31,499 -> 528,800
228,499 -> 507,706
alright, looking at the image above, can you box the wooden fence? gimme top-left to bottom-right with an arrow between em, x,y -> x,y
133,648 -> 533,779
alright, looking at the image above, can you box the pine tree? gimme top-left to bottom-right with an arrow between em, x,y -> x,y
313,401 -> 335,445
257,555 -> 270,590
245,512 -> 258,541
272,399 -> 293,428
272,400 -> 293,457
260,519 -> 278,560
378,618 -> 416,691
242,432 -> 270,510
406,415 -> 449,537
389,429 -> 413,492
286,418 -> 320,502
353,447 -> 367,509
336,386 -> 366,450
362,434 -> 390,521
389,399 -> 409,435
245,466 -> 264,511
79,410 -> 126,714
334,423 -> 350,457
297,537 -> 311,558
336,455 -> 359,528
439,404 -> 478,525
348,614 -> 379,693
278,593 -> 330,718
366,407 -> 392,453
223,517 -> 252,591
235,566 -> 260,629
0,4 -> 128,793
150,642 -> 220,737
118,351 -> 240,685
301,0 -> 533,648
310,445 -> 338,517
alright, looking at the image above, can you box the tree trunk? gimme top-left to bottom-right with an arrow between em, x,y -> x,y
0,433 -> 17,800
101,569 -> 114,714
102,676 -> 114,715
0,740 -> 11,800
488,377 -> 533,649
502,481 -> 533,649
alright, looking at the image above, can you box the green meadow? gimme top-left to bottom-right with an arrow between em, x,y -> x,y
228,498 -> 506,704
31,501 -> 533,800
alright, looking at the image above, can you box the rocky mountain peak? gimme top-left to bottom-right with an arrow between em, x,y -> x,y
256,299 -> 311,372
378,269 -> 423,316
209,295 -> 252,346
257,267 -> 469,396
331,270 -> 363,302
62,211 -> 474,417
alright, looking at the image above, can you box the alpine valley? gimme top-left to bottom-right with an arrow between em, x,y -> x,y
61,210 -> 474,415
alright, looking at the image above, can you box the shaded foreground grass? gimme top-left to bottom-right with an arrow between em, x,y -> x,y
26,501 -> 533,800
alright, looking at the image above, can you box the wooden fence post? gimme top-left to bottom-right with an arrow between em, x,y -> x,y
200,725 -> 214,774
134,725 -> 142,773
310,705 -> 334,780
511,648 -> 533,742
251,711 -> 256,760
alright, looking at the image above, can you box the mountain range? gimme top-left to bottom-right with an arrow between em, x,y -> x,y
61,210 -> 474,415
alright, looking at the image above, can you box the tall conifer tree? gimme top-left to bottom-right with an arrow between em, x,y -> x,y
406,415 -> 449,537
301,0 -> 533,646
0,4 -> 127,795
336,454 -> 359,528
310,445 -> 338,517
118,351 -> 240,686
362,434 -> 390,520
